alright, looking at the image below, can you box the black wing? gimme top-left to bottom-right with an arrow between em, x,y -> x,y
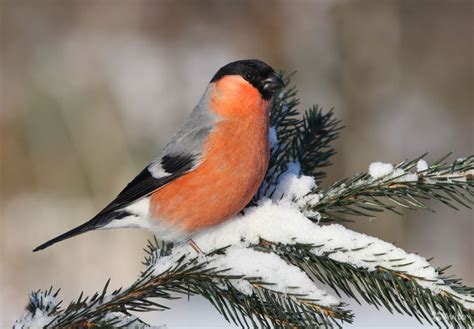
33,153 -> 196,251
97,153 -> 196,216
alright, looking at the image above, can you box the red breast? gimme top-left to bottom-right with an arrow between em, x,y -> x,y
149,75 -> 270,232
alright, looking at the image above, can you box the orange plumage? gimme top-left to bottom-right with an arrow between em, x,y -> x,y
150,76 -> 270,232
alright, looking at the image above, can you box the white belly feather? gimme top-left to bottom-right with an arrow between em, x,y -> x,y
100,197 -> 189,242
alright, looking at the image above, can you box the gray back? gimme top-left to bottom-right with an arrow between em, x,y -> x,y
150,84 -> 219,171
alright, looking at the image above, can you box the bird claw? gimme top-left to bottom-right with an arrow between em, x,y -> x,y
188,239 -> 204,255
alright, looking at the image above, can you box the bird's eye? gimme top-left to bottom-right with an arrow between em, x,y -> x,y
245,73 -> 254,80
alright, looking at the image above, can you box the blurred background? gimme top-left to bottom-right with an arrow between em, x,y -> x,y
1,0 -> 472,327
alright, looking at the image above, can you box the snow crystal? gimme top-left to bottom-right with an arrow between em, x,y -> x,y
192,200 -> 313,250
368,162 -> 394,179
416,159 -> 429,172
298,191 -> 323,222
13,309 -> 52,329
14,292 -> 57,329
393,171 -> 418,182
390,168 -> 405,178
271,162 -> 316,201
210,247 -> 338,304
368,162 -> 418,182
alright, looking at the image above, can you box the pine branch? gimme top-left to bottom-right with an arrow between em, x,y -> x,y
256,241 -> 473,328
290,106 -> 343,181
300,154 -> 474,222
15,288 -> 151,328
256,79 -> 343,200
16,239 -> 351,328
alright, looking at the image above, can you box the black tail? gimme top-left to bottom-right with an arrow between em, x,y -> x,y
32,218 -> 101,252
32,210 -> 128,252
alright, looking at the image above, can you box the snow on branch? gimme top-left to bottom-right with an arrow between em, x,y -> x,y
268,243 -> 473,328
302,154 -> 473,222
15,77 -> 474,328
15,233 -> 351,328
194,194 -> 473,309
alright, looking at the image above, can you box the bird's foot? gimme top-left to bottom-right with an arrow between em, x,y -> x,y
188,239 -> 204,255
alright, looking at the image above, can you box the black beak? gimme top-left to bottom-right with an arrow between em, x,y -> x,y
262,73 -> 285,92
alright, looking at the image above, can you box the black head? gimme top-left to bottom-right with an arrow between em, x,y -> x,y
211,59 -> 285,100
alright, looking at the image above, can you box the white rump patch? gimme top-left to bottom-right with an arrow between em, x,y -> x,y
100,215 -> 149,230
125,197 -> 152,217
100,198 -> 152,230
101,197 -> 189,242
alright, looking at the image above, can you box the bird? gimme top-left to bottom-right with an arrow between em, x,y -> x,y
33,59 -> 284,252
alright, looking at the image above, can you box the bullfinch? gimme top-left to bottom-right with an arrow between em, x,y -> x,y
33,59 -> 284,252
